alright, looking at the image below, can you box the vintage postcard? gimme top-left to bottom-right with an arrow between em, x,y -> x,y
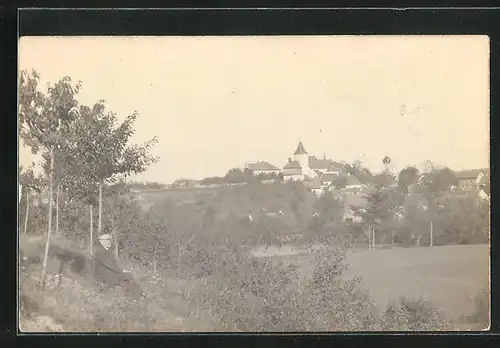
18,35 -> 490,332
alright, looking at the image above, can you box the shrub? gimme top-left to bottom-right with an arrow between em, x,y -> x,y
467,288 -> 489,327
380,297 -> 449,331
188,245 -> 379,331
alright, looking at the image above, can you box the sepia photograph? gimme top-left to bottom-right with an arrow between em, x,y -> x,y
18,35 -> 490,332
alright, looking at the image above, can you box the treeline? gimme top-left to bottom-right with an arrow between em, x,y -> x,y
198,168 -> 281,186
129,181 -> 165,190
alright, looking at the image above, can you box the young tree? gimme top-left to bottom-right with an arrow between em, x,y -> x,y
19,164 -> 46,235
352,183 -> 399,249
51,100 -> 159,246
19,70 -> 81,287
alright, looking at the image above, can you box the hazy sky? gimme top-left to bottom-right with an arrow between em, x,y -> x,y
19,36 -> 489,184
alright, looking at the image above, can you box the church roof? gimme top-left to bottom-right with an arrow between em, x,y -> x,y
293,141 -> 308,155
308,156 -> 332,170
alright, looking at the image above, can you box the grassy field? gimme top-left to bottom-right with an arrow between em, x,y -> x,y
261,244 -> 489,323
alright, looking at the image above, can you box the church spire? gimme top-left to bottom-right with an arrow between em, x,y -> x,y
294,141 -> 308,155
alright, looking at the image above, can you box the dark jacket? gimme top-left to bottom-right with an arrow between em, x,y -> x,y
92,244 -> 145,298
93,244 -> 125,286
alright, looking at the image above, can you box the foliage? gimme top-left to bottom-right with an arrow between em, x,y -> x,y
351,183 -> 400,242
19,70 -> 81,155
47,102 -> 158,204
381,297 -> 450,331
192,246 -> 379,331
199,176 -> 226,186
434,195 -> 489,245
344,161 -> 373,185
419,166 -> 457,194
19,164 -> 46,193
19,70 -> 158,206
224,168 -> 254,184
398,166 -> 420,194
467,288 -> 489,327
305,194 -> 348,244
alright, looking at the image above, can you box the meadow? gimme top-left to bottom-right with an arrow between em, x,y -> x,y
255,243 -> 489,324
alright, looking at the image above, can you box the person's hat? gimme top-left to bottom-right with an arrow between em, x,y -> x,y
98,234 -> 112,241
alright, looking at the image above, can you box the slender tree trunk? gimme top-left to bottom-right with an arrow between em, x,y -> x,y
23,190 -> 29,235
430,219 -> 434,247
55,184 -> 60,235
153,243 -> 157,276
89,205 -> 93,257
178,238 -> 182,278
113,228 -> 119,258
367,226 -> 372,250
98,183 -> 102,236
40,147 -> 55,288
372,227 -> 376,249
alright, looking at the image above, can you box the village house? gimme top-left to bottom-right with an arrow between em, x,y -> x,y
303,177 -> 323,196
454,169 -> 487,190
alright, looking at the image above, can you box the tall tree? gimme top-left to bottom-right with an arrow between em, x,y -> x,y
52,103 -> 158,256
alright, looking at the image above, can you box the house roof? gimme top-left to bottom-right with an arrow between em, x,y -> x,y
479,172 -> 490,186
283,160 -> 302,169
293,141 -> 308,155
345,175 -> 362,187
246,161 -> 280,171
303,178 -> 322,189
481,183 -> 490,195
321,173 -> 338,183
479,172 -> 490,195
454,169 -> 486,180
308,156 -> 333,170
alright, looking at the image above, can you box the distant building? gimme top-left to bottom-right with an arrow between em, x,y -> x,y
282,158 -> 303,181
245,161 -> 281,176
245,140 -> 354,195
454,169 -> 487,190
282,141 -> 333,181
332,184 -> 373,223
303,177 -> 323,196
345,174 -> 363,189
478,171 -> 490,201
171,178 -> 199,188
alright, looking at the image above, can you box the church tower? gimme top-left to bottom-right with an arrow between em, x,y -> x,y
293,141 -> 309,174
